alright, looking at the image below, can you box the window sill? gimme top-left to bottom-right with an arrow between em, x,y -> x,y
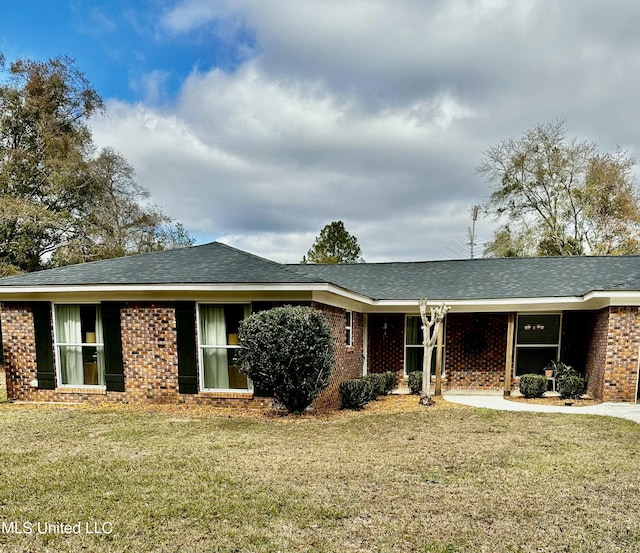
57,386 -> 107,395
200,390 -> 254,399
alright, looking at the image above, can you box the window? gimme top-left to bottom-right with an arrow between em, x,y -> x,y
404,316 -> 443,377
515,314 -> 561,377
54,305 -> 105,386
198,304 -> 252,391
345,311 -> 353,347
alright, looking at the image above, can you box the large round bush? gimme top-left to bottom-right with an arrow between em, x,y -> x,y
237,305 -> 335,413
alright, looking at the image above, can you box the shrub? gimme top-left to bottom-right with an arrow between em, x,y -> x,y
550,361 -> 573,381
362,373 -> 386,401
519,374 -> 547,398
557,374 -> 586,399
339,379 -> 370,410
382,371 -> 398,394
548,361 -> 586,399
408,371 -> 422,395
237,305 -> 334,413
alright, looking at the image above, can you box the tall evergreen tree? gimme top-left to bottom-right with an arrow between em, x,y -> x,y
303,221 -> 364,263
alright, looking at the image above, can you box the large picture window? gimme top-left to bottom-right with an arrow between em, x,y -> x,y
404,316 -> 443,377
54,304 -> 105,386
198,304 -> 251,391
515,314 -> 561,377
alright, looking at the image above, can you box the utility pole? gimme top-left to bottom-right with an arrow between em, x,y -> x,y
468,205 -> 480,259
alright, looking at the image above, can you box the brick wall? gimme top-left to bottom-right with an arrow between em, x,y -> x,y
0,301 -> 363,409
312,303 -> 364,410
367,314 -> 404,377
598,307 -> 639,402
120,303 -> 180,402
0,302 -> 262,406
585,308 -> 608,400
0,304 -> 39,400
444,313 -> 509,391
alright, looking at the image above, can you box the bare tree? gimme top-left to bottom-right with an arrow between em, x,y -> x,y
419,299 -> 450,406
478,120 -> 640,256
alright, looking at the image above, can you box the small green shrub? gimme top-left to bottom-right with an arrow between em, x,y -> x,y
339,379 -> 370,410
382,371 -> 398,394
548,361 -> 586,399
362,373 -> 386,401
557,374 -> 586,399
549,361 -> 573,381
519,374 -> 547,398
408,371 -> 422,395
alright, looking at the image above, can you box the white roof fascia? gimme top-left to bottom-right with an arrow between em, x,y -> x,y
582,290 -> 640,306
367,295 -> 602,313
0,282 -> 374,305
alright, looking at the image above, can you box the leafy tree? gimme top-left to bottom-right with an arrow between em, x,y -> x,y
303,221 -> 364,263
0,54 -> 192,275
478,120 -> 640,257
49,148 -> 192,266
236,305 -> 334,413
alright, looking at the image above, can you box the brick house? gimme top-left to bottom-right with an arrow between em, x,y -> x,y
0,242 -> 639,407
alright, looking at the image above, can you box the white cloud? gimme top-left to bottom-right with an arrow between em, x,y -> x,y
93,0 -> 640,262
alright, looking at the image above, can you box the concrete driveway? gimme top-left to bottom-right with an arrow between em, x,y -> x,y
442,392 -> 640,424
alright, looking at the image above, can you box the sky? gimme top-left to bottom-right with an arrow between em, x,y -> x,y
2,0 -> 640,263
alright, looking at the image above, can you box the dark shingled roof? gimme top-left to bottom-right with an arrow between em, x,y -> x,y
2,241 -> 640,301
0,242 -> 316,286
294,256 -> 640,300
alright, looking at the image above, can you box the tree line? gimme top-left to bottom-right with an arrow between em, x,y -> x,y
479,119 -> 640,257
0,53 -> 192,276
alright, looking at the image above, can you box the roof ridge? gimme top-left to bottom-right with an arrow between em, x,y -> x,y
214,242 -> 318,282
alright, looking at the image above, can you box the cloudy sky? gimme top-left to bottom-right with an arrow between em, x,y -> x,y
2,0 -> 640,262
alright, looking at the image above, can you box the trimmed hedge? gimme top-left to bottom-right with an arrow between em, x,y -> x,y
382,371 -> 397,394
408,371 -> 422,395
519,374 -> 547,398
339,371 -> 399,410
362,373 -> 386,401
557,374 -> 586,399
339,379 -> 370,410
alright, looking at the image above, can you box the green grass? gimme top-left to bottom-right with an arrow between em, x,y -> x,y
0,403 -> 639,552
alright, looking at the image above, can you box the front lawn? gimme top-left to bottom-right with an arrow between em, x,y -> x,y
0,398 -> 638,552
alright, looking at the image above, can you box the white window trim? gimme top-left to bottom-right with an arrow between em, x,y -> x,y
196,302 -> 253,394
514,312 -> 562,378
345,310 -> 353,347
52,302 -> 106,389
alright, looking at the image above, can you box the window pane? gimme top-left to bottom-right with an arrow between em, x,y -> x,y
59,345 -> 83,385
199,304 -> 250,390
406,317 -> 422,345
405,347 -> 439,376
200,306 -> 227,346
515,347 -> 558,376
56,305 -> 105,386
203,348 -> 229,388
517,315 -> 560,345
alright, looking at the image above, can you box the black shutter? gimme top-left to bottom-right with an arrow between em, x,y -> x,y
32,302 -> 55,389
101,302 -> 125,392
175,302 -> 198,394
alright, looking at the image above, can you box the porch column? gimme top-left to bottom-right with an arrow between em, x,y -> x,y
504,313 -> 515,396
434,323 -> 444,396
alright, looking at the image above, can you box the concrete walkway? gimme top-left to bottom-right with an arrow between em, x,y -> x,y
442,392 -> 640,424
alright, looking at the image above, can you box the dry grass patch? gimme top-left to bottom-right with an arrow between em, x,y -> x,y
0,366 -> 6,402
0,399 -> 638,552
507,395 -> 601,407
